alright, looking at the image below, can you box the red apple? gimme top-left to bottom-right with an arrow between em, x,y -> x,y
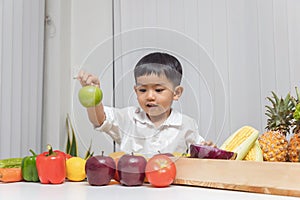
85,153 -> 115,186
117,153 -> 147,186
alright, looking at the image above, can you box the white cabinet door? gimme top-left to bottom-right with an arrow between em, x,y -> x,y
0,0 -> 45,158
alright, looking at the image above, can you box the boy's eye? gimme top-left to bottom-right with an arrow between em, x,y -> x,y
138,89 -> 146,92
155,88 -> 164,92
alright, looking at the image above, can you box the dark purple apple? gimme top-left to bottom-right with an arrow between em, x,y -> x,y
117,153 -> 147,186
85,153 -> 116,186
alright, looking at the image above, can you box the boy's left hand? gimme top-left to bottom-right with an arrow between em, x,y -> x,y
200,141 -> 217,148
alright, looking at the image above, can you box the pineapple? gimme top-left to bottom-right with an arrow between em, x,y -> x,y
258,92 -> 294,162
288,87 -> 300,162
258,131 -> 288,161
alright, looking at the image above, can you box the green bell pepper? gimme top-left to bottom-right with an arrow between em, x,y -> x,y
21,149 -> 39,182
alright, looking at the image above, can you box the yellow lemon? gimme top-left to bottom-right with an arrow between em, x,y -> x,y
66,157 -> 86,182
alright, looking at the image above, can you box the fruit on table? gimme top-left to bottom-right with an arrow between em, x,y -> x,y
0,168 -> 23,183
108,151 -> 126,159
220,126 -> 259,160
118,153 -> 147,186
78,86 -> 103,107
258,92 -> 293,162
21,149 -> 39,182
190,144 -> 236,159
109,151 -> 126,182
259,131 -> 288,162
243,140 -> 263,161
66,157 -> 86,182
145,154 -> 176,187
85,152 -> 116,186
288,87 -> 300,162
0,157 -> 23,168
36,145 -> 66,184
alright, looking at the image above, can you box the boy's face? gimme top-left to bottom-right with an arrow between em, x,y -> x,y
134,73 -> 183,122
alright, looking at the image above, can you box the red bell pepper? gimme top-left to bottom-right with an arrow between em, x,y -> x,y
36,144 -> 66,184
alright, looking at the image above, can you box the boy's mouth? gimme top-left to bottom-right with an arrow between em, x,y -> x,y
146,103 -> 158,108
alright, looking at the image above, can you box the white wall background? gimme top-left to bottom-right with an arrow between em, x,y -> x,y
44,0 -> 114,157
46,0 -> 300,156
2,0 -> 299,158
70,0 -> 114,155
112,0 -> 300,145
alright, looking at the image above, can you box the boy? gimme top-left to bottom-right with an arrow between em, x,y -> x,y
78,52 -> 207,157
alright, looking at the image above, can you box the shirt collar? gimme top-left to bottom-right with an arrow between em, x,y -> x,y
133,107 -> 182,127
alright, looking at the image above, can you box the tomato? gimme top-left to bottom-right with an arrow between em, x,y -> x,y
145,154 -> 176,187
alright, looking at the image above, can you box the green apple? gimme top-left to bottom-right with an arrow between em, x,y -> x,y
78,86 -> 103,107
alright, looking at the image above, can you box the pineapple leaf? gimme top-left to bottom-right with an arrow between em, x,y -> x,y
265,91 -> 294,133
284,93 -> 291,107
265,112 -> 273,118
265,105 -> 276,116
266,96 -> 276,108
272,91 -> 280,105
296,87 -> 300,102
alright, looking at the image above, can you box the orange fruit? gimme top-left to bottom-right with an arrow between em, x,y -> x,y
108,151 -> 126,182
109,151 -> 126,160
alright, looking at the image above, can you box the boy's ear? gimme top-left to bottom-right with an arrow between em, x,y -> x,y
134,86 -> 138,93
173,86 -> 183,100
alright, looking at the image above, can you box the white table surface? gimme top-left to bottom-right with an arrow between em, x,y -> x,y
0,181 -> 298,200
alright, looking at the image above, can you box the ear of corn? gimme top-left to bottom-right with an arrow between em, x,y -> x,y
220,126 -> 259,160
244,140 -> 263,161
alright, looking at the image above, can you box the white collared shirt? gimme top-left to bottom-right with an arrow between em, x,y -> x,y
95,106 -> 204,157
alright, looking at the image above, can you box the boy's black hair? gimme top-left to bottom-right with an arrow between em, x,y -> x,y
134,52 -> 183,86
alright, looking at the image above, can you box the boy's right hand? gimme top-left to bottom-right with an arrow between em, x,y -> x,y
77,70 -> 100,88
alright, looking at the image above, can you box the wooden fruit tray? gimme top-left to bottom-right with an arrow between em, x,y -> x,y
173,157 -> 300,197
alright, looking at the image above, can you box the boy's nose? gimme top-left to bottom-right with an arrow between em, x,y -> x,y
146,90 -> 155,100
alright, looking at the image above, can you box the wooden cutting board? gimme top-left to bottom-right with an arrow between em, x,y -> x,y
173,158 -> 300,197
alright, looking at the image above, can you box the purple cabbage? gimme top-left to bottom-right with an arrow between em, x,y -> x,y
190,144 -> 236,160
